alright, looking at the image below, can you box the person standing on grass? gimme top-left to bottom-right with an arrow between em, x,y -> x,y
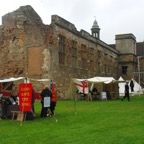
49,80 -> 57,116
122,81 -> 130,101
40,85 -> 52,117
130,79 -> 134,92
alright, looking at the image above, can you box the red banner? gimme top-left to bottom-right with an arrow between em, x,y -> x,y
19,83 -> 32,112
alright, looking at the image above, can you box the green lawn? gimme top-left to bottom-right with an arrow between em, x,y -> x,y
0,96 -> 144,144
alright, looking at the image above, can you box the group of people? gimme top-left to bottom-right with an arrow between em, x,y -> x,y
0,82 -> 57,120
0,79 -> 135,121
77,87 -> 99,101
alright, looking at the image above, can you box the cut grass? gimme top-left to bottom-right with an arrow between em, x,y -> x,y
0,96 -> 144,144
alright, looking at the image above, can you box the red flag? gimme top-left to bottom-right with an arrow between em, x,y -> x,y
73,79 -> 89,94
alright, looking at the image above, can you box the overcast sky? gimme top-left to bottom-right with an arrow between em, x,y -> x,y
0,0 -> 144,44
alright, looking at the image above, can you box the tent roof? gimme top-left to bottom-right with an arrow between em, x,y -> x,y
94,77 -> 115,84
0,77 -> 50,83
0,77 -> 25,83
73,76 -> 117,84
87,77 -> 116,84
118,76 -> 125,82
28,78 -> 50,82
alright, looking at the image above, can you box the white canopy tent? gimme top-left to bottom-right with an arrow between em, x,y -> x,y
27,78 -> 50,82
0,77 -> 25,83
66,76 -> 119,100
0,77 -> 50,85
88,76 -> 116,84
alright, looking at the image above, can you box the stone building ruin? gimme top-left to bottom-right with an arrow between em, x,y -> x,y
0,5 -> 144,98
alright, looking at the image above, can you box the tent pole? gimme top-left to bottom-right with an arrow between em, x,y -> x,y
74,93 -> 77,115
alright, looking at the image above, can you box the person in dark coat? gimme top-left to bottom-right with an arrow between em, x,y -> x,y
92,87 -> 98,94
122,81 -> 130,101
40,85 -> 52,117
130,79 -> 134,92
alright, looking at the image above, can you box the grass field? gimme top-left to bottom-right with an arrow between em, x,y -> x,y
0,95 -> 144,144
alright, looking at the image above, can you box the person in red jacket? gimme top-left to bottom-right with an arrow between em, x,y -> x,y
49,81 -> 57,116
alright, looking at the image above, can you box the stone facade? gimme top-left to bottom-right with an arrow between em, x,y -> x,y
0,5 -> 143,98
115,34 -> 137,80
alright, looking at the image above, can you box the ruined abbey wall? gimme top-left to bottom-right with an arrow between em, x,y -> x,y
0,5 -> 139,98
